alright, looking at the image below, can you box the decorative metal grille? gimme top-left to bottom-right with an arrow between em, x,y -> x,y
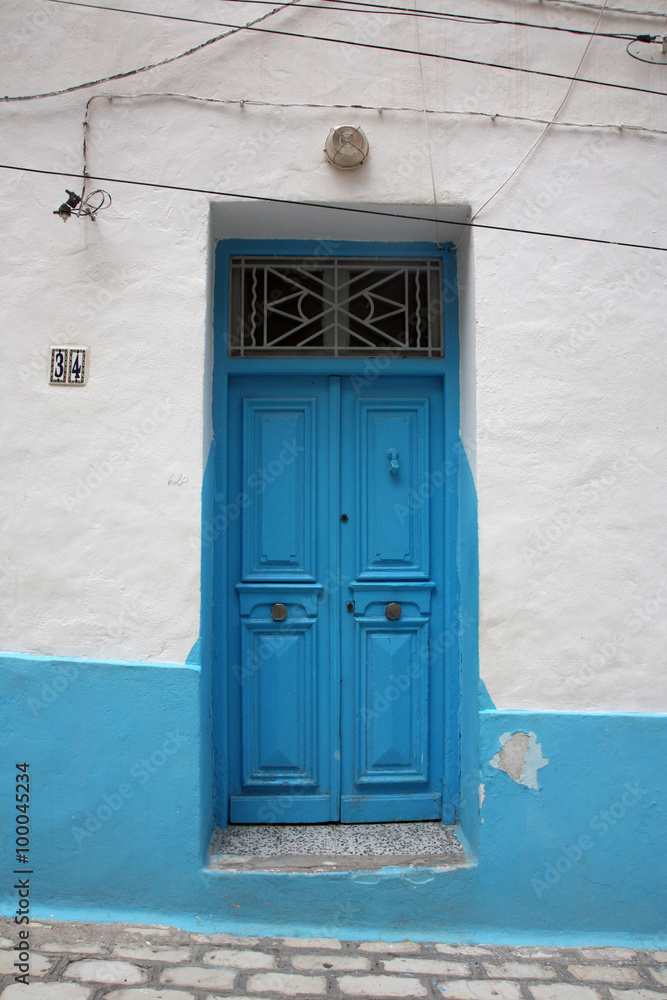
229,257 -> 443,357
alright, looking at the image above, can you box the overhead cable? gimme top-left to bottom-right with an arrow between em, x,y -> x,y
213,0 -> 667,23
7,4 -> 666,102
539,0 -> 667,18
626,37 -> 667,62
42,0 -> 645,41
1,161 -> 666,253
415,6 -> 440,245
80,91 -> 667,138
467,0 -> 610,228
1,0 -> 304,103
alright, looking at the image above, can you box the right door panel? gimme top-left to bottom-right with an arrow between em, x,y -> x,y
339,377 -> 446,823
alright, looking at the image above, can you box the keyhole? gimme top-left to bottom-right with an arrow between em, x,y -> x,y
340,513 -> 349,522
346,601 -> 355,613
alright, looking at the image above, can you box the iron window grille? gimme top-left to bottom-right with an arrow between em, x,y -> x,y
229,257 -> 444,357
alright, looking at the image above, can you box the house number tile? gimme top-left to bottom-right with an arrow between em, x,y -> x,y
49,346 -> 88,385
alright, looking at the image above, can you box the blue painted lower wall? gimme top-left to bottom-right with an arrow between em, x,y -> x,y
1,652 -> 665,944
1,442 -> 664,942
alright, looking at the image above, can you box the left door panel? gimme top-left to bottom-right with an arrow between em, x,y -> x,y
227,376 -> 339,823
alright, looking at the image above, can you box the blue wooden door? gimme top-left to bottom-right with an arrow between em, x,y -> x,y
227,375 -> 446,823
339,376 -> 445,822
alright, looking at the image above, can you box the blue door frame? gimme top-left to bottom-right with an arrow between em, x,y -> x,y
212,240 -> 461,827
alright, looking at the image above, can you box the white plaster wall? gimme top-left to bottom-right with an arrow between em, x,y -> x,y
0,0 -> 665,708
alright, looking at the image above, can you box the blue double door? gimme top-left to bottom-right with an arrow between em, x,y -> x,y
227,374 -> 450,823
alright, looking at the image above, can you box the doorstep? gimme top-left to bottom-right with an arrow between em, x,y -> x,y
208,821 -> 470,872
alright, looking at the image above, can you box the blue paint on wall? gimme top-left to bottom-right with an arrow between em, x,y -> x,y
458,444 -> 481,854
478,680 -> 496,711
1,243 -> 665,944
198,440 -> 215,857
0,654 -> 205,914
1,649 -> 666,944
185,638 -> 201,665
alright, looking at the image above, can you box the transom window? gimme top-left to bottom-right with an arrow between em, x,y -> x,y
229,256 -> 443,357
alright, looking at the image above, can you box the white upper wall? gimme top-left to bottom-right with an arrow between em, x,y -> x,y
0,0 -> 665,709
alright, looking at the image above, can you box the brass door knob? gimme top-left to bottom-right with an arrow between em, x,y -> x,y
271,603 -> 287,621
385,602 -> 402,620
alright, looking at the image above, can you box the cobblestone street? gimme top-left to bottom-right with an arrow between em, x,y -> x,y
1,919 -> 666,1000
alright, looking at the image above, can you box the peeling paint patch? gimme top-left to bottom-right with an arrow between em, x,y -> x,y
478,783 -> 485,810
490,731 -> 549,789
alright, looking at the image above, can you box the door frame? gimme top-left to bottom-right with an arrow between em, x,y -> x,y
211,239 -> 461,828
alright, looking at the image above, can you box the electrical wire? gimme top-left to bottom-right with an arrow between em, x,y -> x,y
1,160 -> 666,253
42,0 -> 646,41
539,0 -> 667,18
80,90 -> 667,138
7,3 -> 666,102
1,0 -> 304,103
414,1 -> 440,245
468,0 -> 609,229
53,187 -> 112,220
214,0 -> 667,24
626,38 -> 667,62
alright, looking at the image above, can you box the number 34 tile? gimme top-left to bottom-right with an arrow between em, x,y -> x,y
49,346 -> 88,385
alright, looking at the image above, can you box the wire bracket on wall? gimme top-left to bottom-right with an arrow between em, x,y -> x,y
53,187 -> 112,221
626,35 -> 667,63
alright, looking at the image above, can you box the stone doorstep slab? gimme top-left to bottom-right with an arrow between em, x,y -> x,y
209,852 -> 470,872
209,822 -> 464,856
208,822 -> 470,871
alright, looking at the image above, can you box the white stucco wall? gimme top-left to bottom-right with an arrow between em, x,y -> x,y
1,0 -> 665,710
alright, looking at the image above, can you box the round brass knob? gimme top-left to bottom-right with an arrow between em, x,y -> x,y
271,603 -> 287,621
385,602 -> 402,620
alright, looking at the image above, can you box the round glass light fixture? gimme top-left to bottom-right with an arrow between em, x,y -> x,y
324,125 -> 369,169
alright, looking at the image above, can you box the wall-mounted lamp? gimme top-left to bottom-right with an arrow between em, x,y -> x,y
324,126 -> 369,169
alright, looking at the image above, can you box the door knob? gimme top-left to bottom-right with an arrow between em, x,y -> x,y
387,448 -> 399,475
385,602 -> 402,620
271,603 -> 287,621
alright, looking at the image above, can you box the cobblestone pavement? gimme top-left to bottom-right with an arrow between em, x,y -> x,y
1,919 -> 666,1000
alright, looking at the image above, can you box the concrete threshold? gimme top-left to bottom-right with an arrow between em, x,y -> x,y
208,820 -> 469,872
